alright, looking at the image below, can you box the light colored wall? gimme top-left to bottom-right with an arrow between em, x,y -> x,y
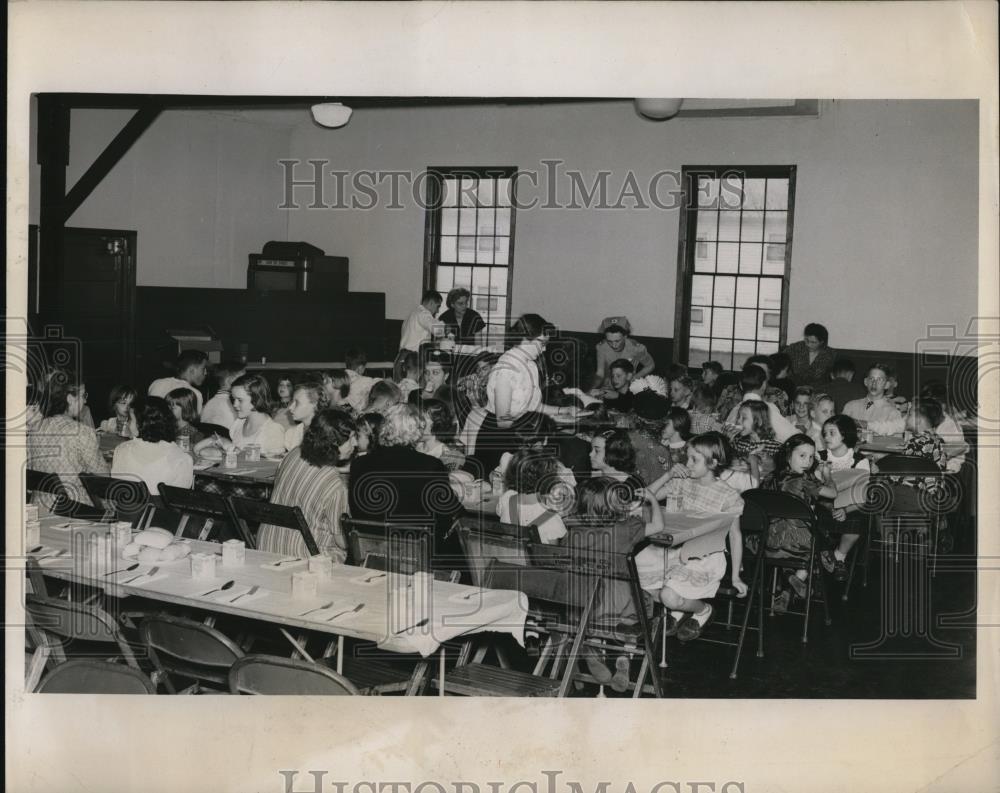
285,99 -> 978,351
31,99 -> 978,352
30,104 -> 293,288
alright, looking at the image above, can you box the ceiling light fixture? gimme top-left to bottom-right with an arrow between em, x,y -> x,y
310,102 -> 353,128
634,98 -> 684,120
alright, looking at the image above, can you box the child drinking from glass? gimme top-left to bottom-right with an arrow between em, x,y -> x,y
637,432 -> 746,641
816,415 -> 870,582
764,433 -> 838,612
99,385 -> 139,438
284,381 -> 329,451
166,387 -> 206,449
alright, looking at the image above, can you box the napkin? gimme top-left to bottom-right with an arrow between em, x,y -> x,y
259,557 -> 308,571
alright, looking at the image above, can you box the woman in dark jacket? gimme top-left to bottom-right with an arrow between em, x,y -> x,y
438,288 -> 485,344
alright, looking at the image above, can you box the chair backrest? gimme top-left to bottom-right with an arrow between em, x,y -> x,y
229,496 -> 316,555
25,469 -> 96,518
36,659 -> 156,694
873,454 -> 944,475
140,614 -> 244,689
742,488 -> 816,523
342,516 -> 434,575
25,557 -> 50,597
25,594 -> 139,667
80,474 -> 152,526
228,655 -> 359,695
456,514 -> 538,587
158,484 -> 250,545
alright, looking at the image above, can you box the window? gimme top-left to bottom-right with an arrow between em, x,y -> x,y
674,166 -> 796,371
423,167 -> 517,346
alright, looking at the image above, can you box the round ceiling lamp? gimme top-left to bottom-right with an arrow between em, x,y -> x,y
634,98 -> 684,120
310,102 -> 353,128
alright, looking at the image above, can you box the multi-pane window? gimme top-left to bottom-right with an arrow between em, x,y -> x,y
675,166 -> 796,371
423,167 -> 517,346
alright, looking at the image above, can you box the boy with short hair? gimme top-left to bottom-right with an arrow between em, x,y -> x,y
600,358 -> 636,411
701,361 -> 724,389
824,357 -> 867,412
148,349 -> 208,416
843,363 -> 906,435
592,317 -> 655,390
200,360 -> 245,429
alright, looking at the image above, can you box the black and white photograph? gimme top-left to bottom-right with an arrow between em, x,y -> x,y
5,3 -> 999,792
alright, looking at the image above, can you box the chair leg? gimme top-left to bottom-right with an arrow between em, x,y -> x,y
532,635 -> 555,676
659,613 -> 668,669
769,567 -> 778,617
815,560 -> 832,627
633,653 -> 649,698
732,558 -> 761,678
757,560 -> 765,658
802,550 -> 815,645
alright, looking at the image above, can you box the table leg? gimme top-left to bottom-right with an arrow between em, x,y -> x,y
438,647 -> 446,697
336,636 -> 344,675
279,627 -> 315,662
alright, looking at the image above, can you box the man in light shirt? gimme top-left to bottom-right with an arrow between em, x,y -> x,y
843,363 -> 906,436
393,289 -> 443,380
148,350 -> 208,416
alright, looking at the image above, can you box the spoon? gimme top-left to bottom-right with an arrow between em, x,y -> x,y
28,545 -> 44,554
201,580 -> 236,597
104,563 -> 140,577
274,557 -> 302,567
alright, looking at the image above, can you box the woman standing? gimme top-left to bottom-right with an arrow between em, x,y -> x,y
257,409 -> 357,562
27,375 -> 109,508
438,287 -> 485,344
781,323 -> 836,388
473,313 -> 575,473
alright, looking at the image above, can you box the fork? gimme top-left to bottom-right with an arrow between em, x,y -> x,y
325,603 -> 365,622
299,600 -> 335,617
122,566 -> 159,585
229,585 -> 260,604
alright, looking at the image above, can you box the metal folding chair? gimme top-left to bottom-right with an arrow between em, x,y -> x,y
79,473 -> 157,529
140,614 -> 244,694
229,496 -> 317,555
35,659 -> 156,694
158,483 -> 250,545
228,655 -> 359,695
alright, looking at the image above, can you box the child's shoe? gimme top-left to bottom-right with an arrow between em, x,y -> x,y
609,656 -> 631,693
677,605 -> 713,642
580,647 -> 612,684
772,589 -> 791,614
787,573 -> 808,599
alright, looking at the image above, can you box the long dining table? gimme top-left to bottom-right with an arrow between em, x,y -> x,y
30,515 -> 528,694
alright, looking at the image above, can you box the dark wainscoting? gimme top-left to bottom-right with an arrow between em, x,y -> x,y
135,287 -> 386,385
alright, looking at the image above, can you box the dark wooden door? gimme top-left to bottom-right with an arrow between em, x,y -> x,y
43,227 -> 136,423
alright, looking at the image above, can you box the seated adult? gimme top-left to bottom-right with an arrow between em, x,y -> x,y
781,322 -> 836,388
592,317 -> 655,390
257,409 -> 357,562
111,397 -> 194,495
438,287 -> 485,344
348,403 -> 463,567
27,375 -> 109,508
200,360 -> 245,431
148,349 -> 208,416
823,357 -> 867,413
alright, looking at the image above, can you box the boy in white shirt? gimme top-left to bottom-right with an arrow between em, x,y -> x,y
148,350 -> 208,416
200,360 -> 245,429
393,290 -> 444,380
843,363 -> 906,435
345,347 -> 378,413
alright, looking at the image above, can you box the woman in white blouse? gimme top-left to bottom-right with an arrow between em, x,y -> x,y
111,397 -> 193,495
474,313 -> 574,472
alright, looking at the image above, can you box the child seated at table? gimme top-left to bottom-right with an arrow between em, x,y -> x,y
816,415 -> 870,582
355,412 -> 383,457
322,369 -> 353,412
368,380 -> 402,414
790,386 -> 814,432
201,360 -> 245,431
636,431 -> 746,642
668,374 -> 694,409
843,363 -> 906,435
564,476 -> 665,692
283,381 -> 329,451
701,360 -> 724,394
763,434 -> 838,613
597,359 -> 635,412
589,429 -> 641,485
418,398 -> 466,471
395,352 -> 421,403
344,348 -> 378,413
166,387 -> 206,448
688,383 -> 722,435
111,397 -> 194,496
660,407 -> 692,468
194,373 -> 285,457
496,448 -> 570,544
98,385 -> 139,438
807,392 -> 836,451
883,398 -> 949,510
271,377 -> 296,431
732,399 -> 782,482
919,381 -> 968,472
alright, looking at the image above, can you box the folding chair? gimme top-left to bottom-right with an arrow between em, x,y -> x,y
140,614 -> 244,694
742,488 -> 831,644
229,496 -> 318,556
343,516 -> 438,576
25,468 -> 103,520
858,454 -> 957,585
26,593 -> 141,671
455,514 -> 538,587
35,659 -> 156,694
79,474 -> 157,529
158,484 -> 251,545
435,550 -> 601,697
229,655 -> 359,695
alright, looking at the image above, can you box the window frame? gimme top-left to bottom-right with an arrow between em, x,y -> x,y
673,165 -> 797,369
422,166 -> 519,342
